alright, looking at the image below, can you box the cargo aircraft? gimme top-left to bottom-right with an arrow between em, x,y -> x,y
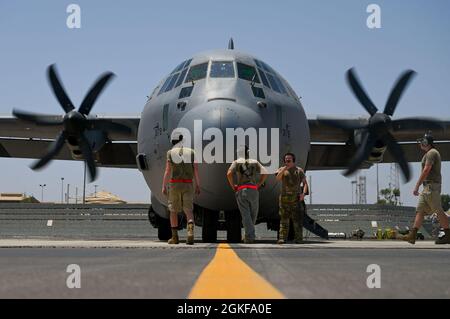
1,39 -> 449,242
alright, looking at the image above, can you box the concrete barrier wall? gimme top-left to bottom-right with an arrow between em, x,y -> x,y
0,203 -> 435,239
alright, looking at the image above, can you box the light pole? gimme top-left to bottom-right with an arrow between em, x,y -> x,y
376,164 -> 380,203
82,162 -> 87,204
61,177 -> 64,203
94,185 -> 98,197
39,184 -> 46,202
351,180 -> 357,204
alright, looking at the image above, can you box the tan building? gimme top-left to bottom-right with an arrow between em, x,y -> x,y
0,193 -> 39,203
85,191 -> 126,204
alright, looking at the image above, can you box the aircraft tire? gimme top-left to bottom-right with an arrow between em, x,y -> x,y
157,217 -> 172,241
226,210 -> 242,243
202,209 -> 218,243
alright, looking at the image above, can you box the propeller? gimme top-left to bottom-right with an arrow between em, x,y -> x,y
13,64 -> 131,182
319,68 -> 444,182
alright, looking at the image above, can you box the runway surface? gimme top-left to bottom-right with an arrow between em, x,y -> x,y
0,240 -> 449,299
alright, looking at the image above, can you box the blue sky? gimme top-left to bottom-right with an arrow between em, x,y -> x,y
0,0 -> 449,205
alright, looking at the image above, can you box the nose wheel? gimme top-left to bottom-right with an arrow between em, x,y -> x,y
148,205 -> 172,241
226,210 -> 242,243
202,209 -> 218,243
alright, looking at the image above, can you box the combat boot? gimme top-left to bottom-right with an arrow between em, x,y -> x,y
186,222 -> 194,245
402,227 -> 417,245
294,231 -> 304,244
293,221 -> 304,244
277,222 -> 289,244
435,229 -> 450,244
168,228 -> 179,244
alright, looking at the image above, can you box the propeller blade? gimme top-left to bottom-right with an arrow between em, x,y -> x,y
31,133 -> 66,170
87,119 -> 132,134
79,134 -> 97,182
13,109 -> 63,126
392,117 -> 444,131
317,117 -> 368,131
47,64 -> 75,113
383,133 -> 411,182
383,70 -> 416,116
344,133 -> 377,177
78,72 -> 115,115
346,68 -> 378,116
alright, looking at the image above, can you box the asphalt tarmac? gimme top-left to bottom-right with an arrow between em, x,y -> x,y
0,240 -> 449,299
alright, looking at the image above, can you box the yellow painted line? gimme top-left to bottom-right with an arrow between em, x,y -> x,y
188,243 -> 285,299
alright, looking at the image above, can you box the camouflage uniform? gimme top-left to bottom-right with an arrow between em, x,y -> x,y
167,147 -> 196,212
278,166 -> 306,243
229,158 -> 264,241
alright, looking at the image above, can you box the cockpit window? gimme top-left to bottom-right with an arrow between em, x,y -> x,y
183,58 -> 193,69
254,58 -> 291,97
257,68 -> 271,89
158,76 -> 173,95
237,62 -> 260,83
156,58 -> 194,96
171,61 -> 186,74
273,75 -> 287,95
252,86 -> 265,99
165,73 -> 179,92
185,63 -> 208,83
175,67 -> 188,88
266,73 -> 281,93
260,60 -> 276,74
210,61 -> 235,78
254,59 -> 263,69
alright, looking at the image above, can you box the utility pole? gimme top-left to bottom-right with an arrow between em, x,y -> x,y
351,180 -> 357,204
376,164 -> 380,203
75,187 -> 78,204
39,184 -> 46,202
82,162 -> 87,204
389,163 -> 401,205
61,177 -> 64,203
66,184 -> 70,204
358,176 -> 367,204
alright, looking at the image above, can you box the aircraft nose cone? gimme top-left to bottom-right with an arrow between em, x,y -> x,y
177,100 -> 264,151
176,100 -> 264,210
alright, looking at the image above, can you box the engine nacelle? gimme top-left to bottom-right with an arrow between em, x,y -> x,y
66,136 -> 84,160
66,130 -> 107,160
367,142 -> 387,163
354,130 -> 387,164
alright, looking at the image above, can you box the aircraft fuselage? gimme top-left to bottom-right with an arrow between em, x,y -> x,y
137,49 -> 310,222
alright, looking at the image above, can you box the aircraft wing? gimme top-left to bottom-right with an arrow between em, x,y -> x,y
307,115 -> 450,170
0,115 -> 140,168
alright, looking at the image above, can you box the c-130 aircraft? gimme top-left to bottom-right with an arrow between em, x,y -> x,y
1,39 -> 449,242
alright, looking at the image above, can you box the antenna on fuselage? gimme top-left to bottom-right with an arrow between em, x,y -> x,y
228,38 -> 234,50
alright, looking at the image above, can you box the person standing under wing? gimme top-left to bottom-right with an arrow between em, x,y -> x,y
403,132 -> 450,244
